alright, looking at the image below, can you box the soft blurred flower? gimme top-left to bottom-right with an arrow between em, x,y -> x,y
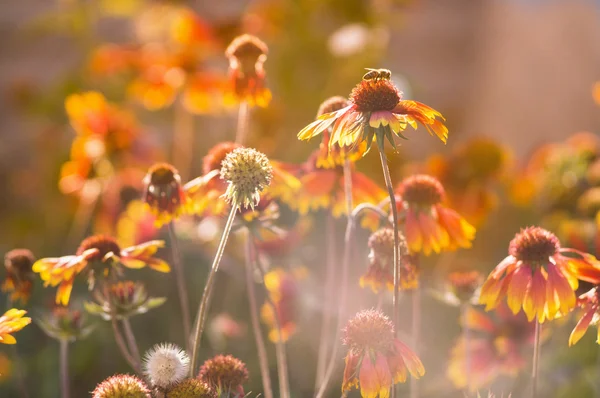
0,353 -> 11,383
143,343 -> 189,389
198,354 -> 249,397
208,313 -> 246,350
396,174 -> 476,255
327,23 -> 389,57
224,34 -> 271,107
143,163 -> 192,227
116,200 -> 160,247
436,270 -> 483,306
447,305 -> 535,392
0,309 -> 31,344
360,228 -> 418,293
298,77 -> 447,153
260,267 -> 306,342
2,249 -> 35,304
569,286 -> 600,346
37,306 -> 93,342
342,309 -> 424,397
480,226 -> 600,323
33,235 -> 170,305
84,280 -> 165,320
92,374 -> 151,398
166,378 -> 216,398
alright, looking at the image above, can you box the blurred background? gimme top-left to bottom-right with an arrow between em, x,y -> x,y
1,0 -> 600,397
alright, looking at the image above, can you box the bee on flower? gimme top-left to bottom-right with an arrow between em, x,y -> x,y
2,249 -> 35,304
33,235 -> 170,305
342,309 -> 424,397
0,309 -> 31,344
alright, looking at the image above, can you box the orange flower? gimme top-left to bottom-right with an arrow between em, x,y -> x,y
298,77 -> 447,154
342,309 -> 424,397
396,175 -> 476,255
143,163 -> 192,227
182,71 -> 228,114
447,305 -> 535,391
224,34 -> 271,107
440,270 -> 483,306
479,226 -> 600,323
33,235 -> 170,305
360,228 -> 418,293
260,267 -> 306,342
569,286 -> 600,346
115,200 -> 159,248
2,249 -> 35,304
0,309 -> 31,344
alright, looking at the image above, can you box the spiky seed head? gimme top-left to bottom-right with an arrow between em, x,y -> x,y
166,379 -> 216,398
143,343 -> 189,388
92,374 -> 151,398
198,354 -> 249,394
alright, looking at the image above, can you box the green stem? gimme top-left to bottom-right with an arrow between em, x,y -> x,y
106,283 -> 139,373
168,222 -> 191,351
122,318 -> 141,369
190,202 -> 238,376
59,339 -> 70,398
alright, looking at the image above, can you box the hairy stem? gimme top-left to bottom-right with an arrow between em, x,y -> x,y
235,101 -> 250,145
59,339 -> 70,398
122,318 -> 141,369
190,203 -> 238,376
168,222 -> 191,351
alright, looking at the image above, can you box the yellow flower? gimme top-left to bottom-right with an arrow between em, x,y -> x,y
0,309 -> 31,344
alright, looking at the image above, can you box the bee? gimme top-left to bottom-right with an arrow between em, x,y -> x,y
362,68 -> 392,82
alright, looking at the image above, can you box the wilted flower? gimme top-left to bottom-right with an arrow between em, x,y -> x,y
447,305 -> 535,392
342,309 -> 424,397
37,306 -> 93,342
219,147 -> 273,210
92,374 -> 151,398
225,34 -> 271,107
0,309 -> 31,344
143,163 -> 191,227
569,286 -> 600,346
198,354 -> 249,396
298,76 -> 447,153
143,343 -> 190,389
166,378 -> 216,398
396,175 -> 476,255
33,235 -> 170,305
480,226 -> 600,323
360,228 -> 418,293
260,267 -> 306,342
2,249 -> 35,304
84,281 -> 166,320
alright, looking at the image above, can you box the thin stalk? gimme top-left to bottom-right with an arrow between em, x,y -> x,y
596,347 -> 600,398
250,239 -> 290,398
410,285 -> 421,398
531,320 -> 541,398
105,283 -> 139,373
235,101 -> 249,145
172,101 -> 195,181
168,222 -> 191,351
315,214 -> 337,388
65,184 -> 100,251
190,202 -> 238,376
314,159 -> 354,398
244,236 -> 274,398
462,303 -> 472,392
122,318 -> 141,369
59,339 -> 70,398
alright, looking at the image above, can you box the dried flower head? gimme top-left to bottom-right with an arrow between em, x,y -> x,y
143,163 -> 190,226
220,147 -> 273,209
198,354 -> 249,396
166,378 -> 216,398
37,306 -> 94,342
3,249 -> 35,304
143,343 -> 190,389
85,281 -> 166,320
92,374 -> 151,398
0,309 -> 31,344
398,174 -> 445,208
225,34 -> 270,107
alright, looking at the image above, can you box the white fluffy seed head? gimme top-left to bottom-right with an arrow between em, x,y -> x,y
143,343 -> 189,388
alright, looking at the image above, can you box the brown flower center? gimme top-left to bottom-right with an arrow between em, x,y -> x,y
398,175 -> 445,207
343,309 -> 395,353
509,227 -> 560,263
199,354 -> 249,391
147,163 -> 180,187
143,163 -> 185,214
203,142 -> 240,174
350,80 -> 401,113
4,249 -> 35,275
76,235 -> 121,261
317,96 -> 350,117
226,34 -> 268,61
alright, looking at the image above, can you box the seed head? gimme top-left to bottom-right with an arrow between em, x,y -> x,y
317,96 -> 350,117
77,235 -> 121,262
225,34 -> 268,73
4,249 -> 35,277
508,227 -> 560,264
198,354 -> 249,394
203,142 -> 241,174
368,228 -> 408,268
220,147 -> 273,209
166,379 -> 216,398
143,343 -> 189,389
397,175 -> 446,208
85,281 -> 165,321
37,306 -> 93,342
350,80 -> 401,113
343,309 -> 395,354
92,374 -> 151,398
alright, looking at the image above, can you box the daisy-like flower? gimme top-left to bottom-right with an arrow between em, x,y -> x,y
167,378 -> 216,398
92,374 -> 151,398
143,163 -> 192,227
396,174 -> 476,255
298,76 -> 447,153
84,280 -> 166,320
447,305 -> 535,392
225,34 -> 271,107
479,226 -> 600,323
260,267 -> 306,342
37,306 -> 94,342
143,343 -> 190,389
360,228 -> 418,293
569,286 -> 600,346
33,235 -> 170,305
2,249 -> 35,304
0,309 -> 31,344
198,354 -> 249,397
342,309 -> 424,397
